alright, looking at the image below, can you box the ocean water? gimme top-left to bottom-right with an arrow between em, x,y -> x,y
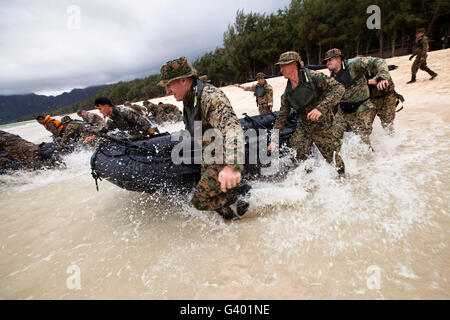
0,109 -> 449,299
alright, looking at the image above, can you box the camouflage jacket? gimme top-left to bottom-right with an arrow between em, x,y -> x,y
60,120 -> 96,146
331,57 -> 391,111
183,81 -> 244,172
103,106 -> 153,137
274,69 -> 345,131
43,122 -> 61,139
81,112 -> 104,128
369,79 -> 396,98
244,81 -> 274,106
0,130 -> 43,171
129,104 -> 148,116
413,36 -> 429,60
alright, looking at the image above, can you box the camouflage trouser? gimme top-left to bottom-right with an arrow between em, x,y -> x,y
191,164 -> 238,212
0,131 -> 43,170
289,119 -> 345,173
369,91 -> 398,132
258,104 -> 272,115
411,57 -> 436,79
334,102 -> 375,146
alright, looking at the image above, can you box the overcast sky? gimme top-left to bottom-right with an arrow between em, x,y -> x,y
0,0 -> 291,96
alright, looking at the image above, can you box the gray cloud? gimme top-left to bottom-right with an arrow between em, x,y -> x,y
0,0 -> 290,95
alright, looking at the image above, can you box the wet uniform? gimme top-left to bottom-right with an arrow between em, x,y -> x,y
101,106 -> 155,138
0,130 -> 45,172
183,79 -> 245,212
80,111 -> 104,128
331,56 -> 391,146
273,69 -> 346,173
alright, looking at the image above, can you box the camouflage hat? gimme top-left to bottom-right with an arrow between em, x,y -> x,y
416,27 -> 425,33
159,56 -> 197,87
275,51 -> 302,65
61,116 -> 72,124
323,48 -> 344,63
256,72 -> 265,79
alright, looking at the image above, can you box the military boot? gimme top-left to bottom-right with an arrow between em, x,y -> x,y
406,78 -> 416,84
216,199 -> 250,221
430,73 -> 438,80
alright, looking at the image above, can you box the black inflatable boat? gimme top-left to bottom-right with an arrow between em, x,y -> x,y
90,111 -> 299,193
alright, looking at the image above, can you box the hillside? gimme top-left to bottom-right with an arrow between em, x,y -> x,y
0,85 -> 109,125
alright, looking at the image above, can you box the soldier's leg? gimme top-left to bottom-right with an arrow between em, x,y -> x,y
258,104 -> 271,115
312,128 -> 345,174
332,109 -> 348,141
368,98 -> 381,126
288,123 -> 313,162
349,107 -> 374,146
409,60 -> 420,82
377,92 -> 397,133
419,60 -> 437,77
191,164 -> 236,212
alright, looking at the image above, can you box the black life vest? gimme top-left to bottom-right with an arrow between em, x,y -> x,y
284,68 -> 317,115
254,83 -> 267,98
333,60 -> 363,89
183,78 -> 213,136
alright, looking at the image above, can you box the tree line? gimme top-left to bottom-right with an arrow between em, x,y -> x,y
193,0 -> 449,84
31,0 -> 448,120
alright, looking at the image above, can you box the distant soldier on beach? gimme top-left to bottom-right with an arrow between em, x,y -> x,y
234,72 -> 273,115
159,56 -> 249,220
407,28 -> 438,84
324,48 -> 391,147
77,110 -> 104,128
267,51 -> 346,175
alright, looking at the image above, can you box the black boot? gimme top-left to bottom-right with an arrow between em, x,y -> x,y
406,78 -> 416,84
216,199 -> 250,221
430,73 -> 438,80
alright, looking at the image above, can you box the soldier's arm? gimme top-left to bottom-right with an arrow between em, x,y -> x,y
46,122 -> 60,137
312,71 -> 345,114
273,94 -> 291,131
267,85 -> 274,107
202,88 -> 244,173
353,57 -> 391,82
243,84 -> 256,92
124,110 -> 152,132
60,127 -> 74,146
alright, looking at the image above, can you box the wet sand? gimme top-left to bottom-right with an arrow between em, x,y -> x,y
0,49 -> 449,299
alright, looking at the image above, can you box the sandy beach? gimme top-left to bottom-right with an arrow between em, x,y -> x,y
0,49 -> 449,299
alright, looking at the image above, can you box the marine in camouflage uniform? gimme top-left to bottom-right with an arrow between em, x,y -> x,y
367,73 -> 404,134
157,103 -> 183,124
128,104 -> 149,116
59,116 -> 97,147
235,72 -> 273,115
273,51 -> 346,174
77,110 -> 105,128
0,130 -> 46,172
323,48 -> 391,146
159,57 -> 248,219
407,28 -> 438,83
100,105 -> 156,138
36,115 -> 63,141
